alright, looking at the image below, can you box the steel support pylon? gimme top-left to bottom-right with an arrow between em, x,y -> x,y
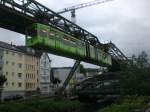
57,60 -> 80,95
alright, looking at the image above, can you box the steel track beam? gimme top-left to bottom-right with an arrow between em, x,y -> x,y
0,0 -> 101,46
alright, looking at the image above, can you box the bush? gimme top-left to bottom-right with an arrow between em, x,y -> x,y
25,99 -> 81,112
98,96 -> 150,112
0,99 -> 81,112
0,104 -> 39,112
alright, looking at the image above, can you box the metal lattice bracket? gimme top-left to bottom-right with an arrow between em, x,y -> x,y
0,0 -> 102,46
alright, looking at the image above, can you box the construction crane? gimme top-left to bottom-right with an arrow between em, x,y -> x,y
57,0 -> 113,23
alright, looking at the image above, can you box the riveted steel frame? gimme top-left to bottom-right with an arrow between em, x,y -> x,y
0,0 -> 101,46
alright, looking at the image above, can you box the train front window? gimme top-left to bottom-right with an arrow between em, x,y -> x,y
27,29 -> 37,37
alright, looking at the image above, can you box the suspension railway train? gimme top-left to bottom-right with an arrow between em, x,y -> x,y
26,23 -> 112,66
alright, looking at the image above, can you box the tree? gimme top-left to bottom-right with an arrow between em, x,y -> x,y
50,70 -> 61,86
0,75 -> 7,87
0,75 -> 7,101
136,51 -> 149,69
79,64 -> 86,77
53,77 -> 61,85
120,51 -> 150,95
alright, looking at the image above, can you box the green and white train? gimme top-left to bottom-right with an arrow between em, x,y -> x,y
26,23 -> 112,66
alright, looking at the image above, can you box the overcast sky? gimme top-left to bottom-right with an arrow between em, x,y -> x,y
0,0 -> 150,67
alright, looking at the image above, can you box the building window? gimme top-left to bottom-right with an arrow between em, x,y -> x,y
26,83 -> 28,89
5,82 -> 8,86
12,82 -> 14,86
18,83 -> 22,87
0,56 -> 2,59
6,61 -> 9,65
12,62 -> 15,66
37,70 -> 39,74
6,72 -> 8,75
18,73 -> 22,78
42,86 -> 48,91
18,63 -> 22,68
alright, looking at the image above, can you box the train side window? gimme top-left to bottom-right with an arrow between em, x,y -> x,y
68,36 -> 77,44
39,29 -> 47,37
49,32 -> 55,37
62,34 -> 69,40
50,29 -> 57,35
26,36 -> 32,39
56,34 -> 60,38
81,42 -> 85,46
77,40 -> 84,46
103,53 -> 107,59
71,39 -> 76,44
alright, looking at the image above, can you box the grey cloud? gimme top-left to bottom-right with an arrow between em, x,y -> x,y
0,28 -> 25,45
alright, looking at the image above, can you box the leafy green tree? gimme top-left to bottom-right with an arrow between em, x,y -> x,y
0,75 -> 7,101
0,75 -> 7,87
136,51 -> 149,69
120,51 -> 150,95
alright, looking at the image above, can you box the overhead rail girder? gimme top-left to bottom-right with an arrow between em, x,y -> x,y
0,0 -> 102,46
104,42 -> 128,61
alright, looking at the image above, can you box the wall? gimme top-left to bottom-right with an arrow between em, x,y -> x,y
24,54 -> 40,93
39,53 -> 51,94
3,49 -> 25,91
52,67 -> 85,89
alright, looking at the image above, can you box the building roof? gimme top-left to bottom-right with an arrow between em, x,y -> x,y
44,53 -> 51,62
52,67 -> 72,70
0,41 -> 42,57
17,46 -> 42,57
85,68 -> 100,72
0,41 -> 22,53
52,67 -> 100,71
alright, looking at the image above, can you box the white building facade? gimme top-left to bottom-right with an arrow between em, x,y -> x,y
39,53 -> 51,94
0,42 -> 42,100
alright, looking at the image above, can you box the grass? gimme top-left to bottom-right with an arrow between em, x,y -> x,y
0,99 -> 81,112
97,95 -> 150,112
